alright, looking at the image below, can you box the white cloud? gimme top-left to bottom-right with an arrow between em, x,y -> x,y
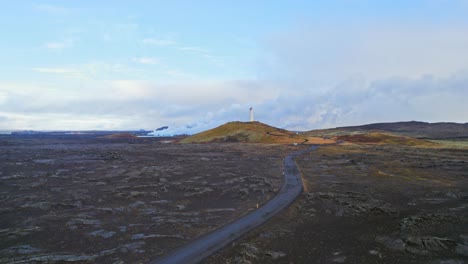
0,92 -> 7,104
34,4 -> 72,14
32,62 -> 146,80
45,42 -> 65,49
0,78 -> 278,130
163,70 -> 198,79
177,46 -> 209,53
44,39 -> 73,50
142,38 -> 176,46
141,37 -> 227,68
32,67 -> 82,78
0,111 -> 134,130
132,57 -> 160,65
1,71 -> 467,131
3,16 -> 468,131
33,67 -> 74,74
115,23 -> 139,31
235,37 -> 255,46
176,46 -> 227,67
265,24 -> 468,87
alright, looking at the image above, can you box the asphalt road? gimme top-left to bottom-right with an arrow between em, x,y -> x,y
151,146 -> 318,264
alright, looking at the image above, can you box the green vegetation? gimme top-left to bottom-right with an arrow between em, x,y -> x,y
336,132 -> 436,146
429,139 -> 468,148
302,129 -> 367,138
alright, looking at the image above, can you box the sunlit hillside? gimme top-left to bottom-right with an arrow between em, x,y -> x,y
181,121 -> 334,144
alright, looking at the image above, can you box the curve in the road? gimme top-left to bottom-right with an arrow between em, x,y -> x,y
151,145 -> 318,264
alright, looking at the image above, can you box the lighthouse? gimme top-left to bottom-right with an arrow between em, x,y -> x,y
249,107 -> 254,122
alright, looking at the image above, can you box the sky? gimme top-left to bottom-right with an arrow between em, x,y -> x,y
1,1 -> 467,133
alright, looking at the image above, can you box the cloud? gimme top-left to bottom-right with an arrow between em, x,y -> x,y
0,111 -> 132,131
33,67 -> 76,74
3,13 -> 468,131
141,36 -> 226,68
1,71 -> 467,131
175,46 -> 227,67
45,42 -> 65,49
177,46 -> 209,53
32,67 -> 83,78
0,78 -> 277,130
256,74 -> 468,131
32,62 -> 146,80
142,38 -> 176,46
264,23 -> 468,86
132,57 -> 160,65
235,37 -> 255,46
34,4 -> 72,14
44,39 -> 73,50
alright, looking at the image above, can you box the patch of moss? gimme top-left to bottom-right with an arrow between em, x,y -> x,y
336,132 -> 436,146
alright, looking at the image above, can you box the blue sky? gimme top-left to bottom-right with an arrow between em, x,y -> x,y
1,1 -> 468,132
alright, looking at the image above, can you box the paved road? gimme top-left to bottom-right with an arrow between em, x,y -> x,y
151,146 -> 318,264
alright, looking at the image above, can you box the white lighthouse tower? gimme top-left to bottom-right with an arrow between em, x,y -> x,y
249,107 -> 254,122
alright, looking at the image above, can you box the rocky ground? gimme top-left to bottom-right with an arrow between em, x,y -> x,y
206,144 -> 468,264
0,136 -> 287,263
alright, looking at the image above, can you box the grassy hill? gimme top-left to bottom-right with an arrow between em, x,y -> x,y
181,121 -> 334,144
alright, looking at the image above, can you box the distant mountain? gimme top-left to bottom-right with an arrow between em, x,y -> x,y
181,121 -> 334,144
304,121 -> 468,139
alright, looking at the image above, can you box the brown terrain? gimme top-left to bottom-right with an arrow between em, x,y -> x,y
0,135 -> 291,263
102,133 -> 138,139
1,121 -> 468,264
303,121 -> 468,139
206,127 -> 468,264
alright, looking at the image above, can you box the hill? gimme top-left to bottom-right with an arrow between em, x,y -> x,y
180,121 -> 334,144
303,121 -> 468,139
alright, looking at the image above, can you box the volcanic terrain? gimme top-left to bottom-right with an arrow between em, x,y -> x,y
1,121 -> 467,264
